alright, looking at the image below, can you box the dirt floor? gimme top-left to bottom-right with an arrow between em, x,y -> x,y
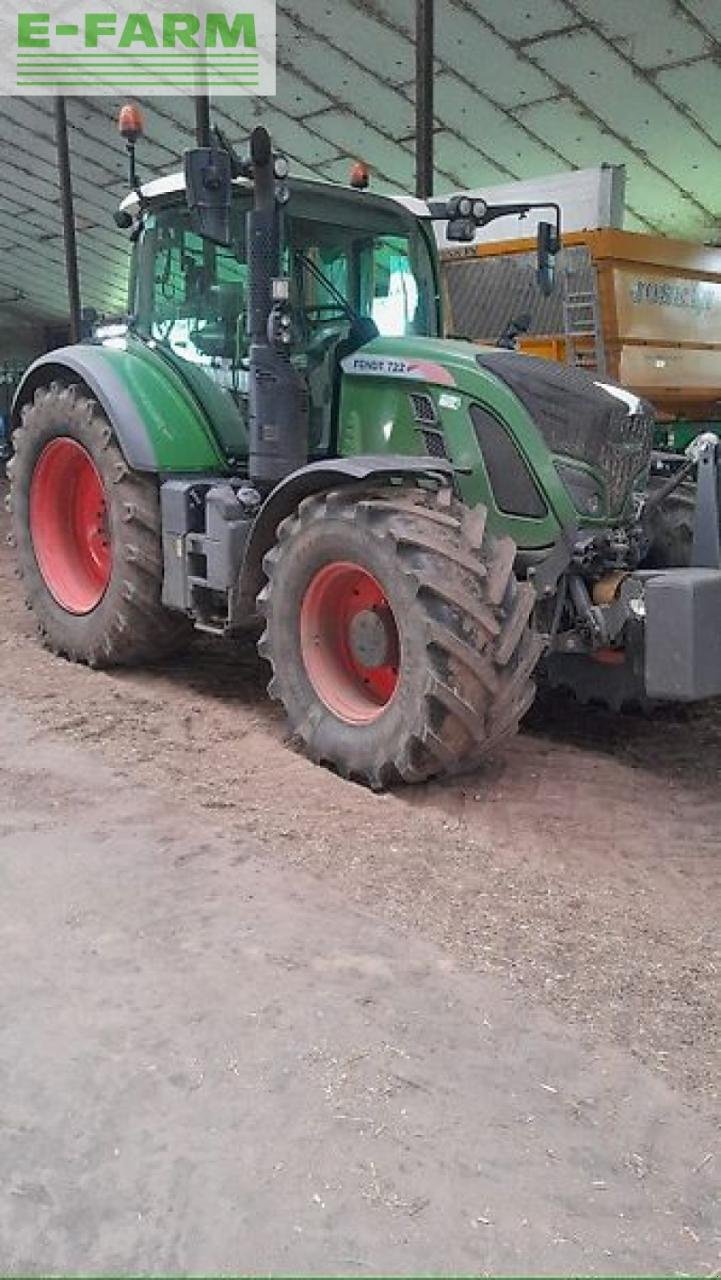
2,699 -> 719,1276
0,479 -> 720,1273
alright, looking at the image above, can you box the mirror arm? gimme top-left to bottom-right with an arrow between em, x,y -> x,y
476,201 -> 561,242
431,195 -> 562,250
426,198 -> 450,219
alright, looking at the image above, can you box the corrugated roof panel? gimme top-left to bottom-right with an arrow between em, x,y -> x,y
527,30 -> 721,215
571,0 -> 707,67
435,9 -> 556,108
302,64 -> 414,139
515,97 -> 705,234
280,0 -> 415,83
0,220 -> 129,297
430,128 -> 518,188
0,99 -> 121,191
680,0 -> 721,42
306,111 -> 416,187
466,0 -> 571,41
0,192 -> 35,218
241,107 -> 341,167
434,76 -> 568,179
656,61 -> 721,148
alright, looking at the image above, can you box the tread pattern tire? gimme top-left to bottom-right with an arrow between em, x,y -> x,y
257,483 -> 543,788
642,475 -> 695,568
7,381 -> 190,667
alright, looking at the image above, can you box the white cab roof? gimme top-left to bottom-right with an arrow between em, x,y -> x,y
120,171 -> 431,219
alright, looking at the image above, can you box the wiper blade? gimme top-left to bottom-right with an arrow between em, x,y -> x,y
294,250 -> 357,323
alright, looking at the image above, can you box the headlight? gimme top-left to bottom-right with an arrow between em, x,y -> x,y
555,462 -> 607,518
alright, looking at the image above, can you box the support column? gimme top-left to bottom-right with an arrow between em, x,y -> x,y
54,96 -> 82,344
415,0 -> 434,199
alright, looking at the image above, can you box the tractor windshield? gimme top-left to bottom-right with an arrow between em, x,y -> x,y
131,188 -> 439,456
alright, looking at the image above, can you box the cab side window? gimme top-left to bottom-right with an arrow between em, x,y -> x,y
363,235 -> 421,336
147,211 -> 249,381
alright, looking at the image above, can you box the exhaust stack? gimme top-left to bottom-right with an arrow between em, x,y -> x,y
246,127 -> 309,493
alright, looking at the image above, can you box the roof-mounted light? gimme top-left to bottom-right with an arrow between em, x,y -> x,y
350,160 -> 370,190
118,103 -> 144,145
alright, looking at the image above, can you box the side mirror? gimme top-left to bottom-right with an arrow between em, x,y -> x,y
184,147 -> 232,247
537,220 -> 559,296
445,217 -> 475,243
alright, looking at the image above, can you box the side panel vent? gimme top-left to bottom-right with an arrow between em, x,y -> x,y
409,392 -> 437,424
420,429 -> 448,459
409,391 -> 447,458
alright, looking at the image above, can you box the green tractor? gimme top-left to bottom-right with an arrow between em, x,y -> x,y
8,112 -> 721,787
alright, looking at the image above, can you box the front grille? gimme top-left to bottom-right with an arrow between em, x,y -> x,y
599,410 -> 654,514
474,351 -> 654,515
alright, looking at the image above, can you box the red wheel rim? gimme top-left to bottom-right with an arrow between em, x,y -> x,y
300,561 -> 400,725
29,438 -> 111,615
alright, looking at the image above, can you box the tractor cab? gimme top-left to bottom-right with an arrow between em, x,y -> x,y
126,175 -> 440,469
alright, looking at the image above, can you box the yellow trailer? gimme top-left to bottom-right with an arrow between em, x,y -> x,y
441,229 -> 721,451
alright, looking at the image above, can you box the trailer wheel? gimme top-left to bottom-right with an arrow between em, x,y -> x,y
257,484 -> 543,788
8,382 -> 189,666
643,476 -> 694,568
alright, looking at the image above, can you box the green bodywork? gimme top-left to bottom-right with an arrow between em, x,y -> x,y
101,338 -> 230,471
338,334 -> 586,550
15,328 -> 616,553
13,335 -> 231,475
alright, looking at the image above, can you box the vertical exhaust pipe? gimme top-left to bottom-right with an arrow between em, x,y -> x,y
247,127 -> 308,492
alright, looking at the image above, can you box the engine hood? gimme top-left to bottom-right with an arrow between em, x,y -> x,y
339,335 -> 487,391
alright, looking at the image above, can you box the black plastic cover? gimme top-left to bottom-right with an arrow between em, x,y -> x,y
475,350 -> 654,514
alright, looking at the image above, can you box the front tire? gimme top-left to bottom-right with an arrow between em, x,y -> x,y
8,381 -> 189,666
642,475 -> 695,568
257,484 -> 543,788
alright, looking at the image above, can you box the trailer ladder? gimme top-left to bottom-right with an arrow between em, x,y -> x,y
562,269 -> 607,377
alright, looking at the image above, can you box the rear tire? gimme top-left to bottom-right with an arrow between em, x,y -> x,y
257,484 -> 543,788
8,382 -> 189,667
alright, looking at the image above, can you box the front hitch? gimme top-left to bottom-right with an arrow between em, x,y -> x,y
689,434 -> 721,568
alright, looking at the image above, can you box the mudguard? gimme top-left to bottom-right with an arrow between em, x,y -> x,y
11,340 -> 227,474
238,454 -> 454,608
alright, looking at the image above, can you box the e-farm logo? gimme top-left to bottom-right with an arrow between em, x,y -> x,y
0,0 -> 275,95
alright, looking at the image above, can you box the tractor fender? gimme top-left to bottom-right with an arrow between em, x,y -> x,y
238,454 -> 454,607
11,342 -> 226,474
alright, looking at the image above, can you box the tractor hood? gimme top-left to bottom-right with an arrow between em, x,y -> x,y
340,335 -> 486,393
340,335 -> 655,523
341,334 -> 650,420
